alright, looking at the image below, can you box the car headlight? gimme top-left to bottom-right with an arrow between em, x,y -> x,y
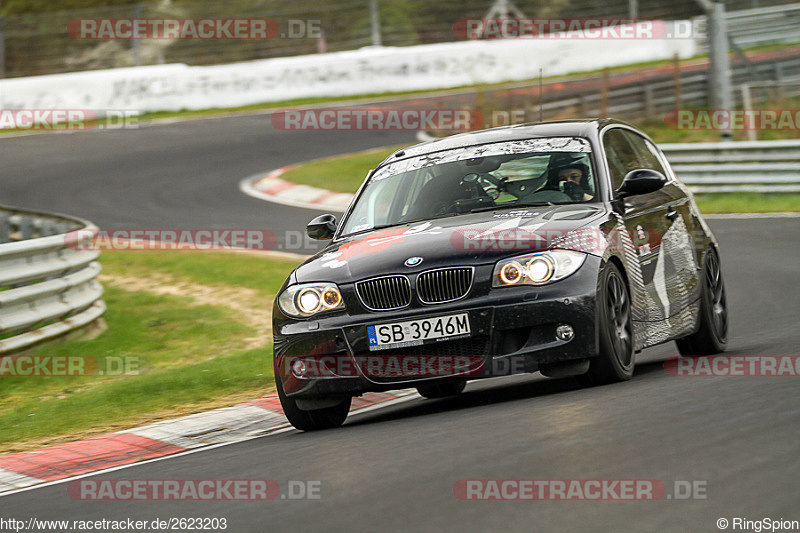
493,250 -> 586,287
278,283 -> 345,318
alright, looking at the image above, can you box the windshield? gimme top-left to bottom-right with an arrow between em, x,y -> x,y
340,137 -> 596,237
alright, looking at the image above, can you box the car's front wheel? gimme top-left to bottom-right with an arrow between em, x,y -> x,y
676,248 -> 728,356
579,261 -> 635,386
276,375 -> 351,431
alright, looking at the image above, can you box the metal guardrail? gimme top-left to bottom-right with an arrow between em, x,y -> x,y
708,2 -> 800,50
0,205 -> 104,354
535,52 -> 800,120
662,139 -> 800,192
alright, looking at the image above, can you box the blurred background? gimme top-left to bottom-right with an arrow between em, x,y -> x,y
0,0 -> 796,77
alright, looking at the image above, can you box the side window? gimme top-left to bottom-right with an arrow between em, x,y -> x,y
602,128 -> 639,190
623,131 -> 666,175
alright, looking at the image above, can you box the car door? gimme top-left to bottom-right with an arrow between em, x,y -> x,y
622,130 -> 701,319
602,127 -> 672,323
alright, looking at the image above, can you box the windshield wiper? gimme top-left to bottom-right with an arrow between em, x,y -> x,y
469,202 -> 556,213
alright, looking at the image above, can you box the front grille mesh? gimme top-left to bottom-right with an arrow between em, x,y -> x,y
417,268 -> 473,303
356,275 -> 411,310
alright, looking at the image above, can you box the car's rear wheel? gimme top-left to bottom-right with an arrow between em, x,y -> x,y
276,375 -> 351,431
416,380 -> 466,399
676,248 -> 728,355
579,261 -> 635,385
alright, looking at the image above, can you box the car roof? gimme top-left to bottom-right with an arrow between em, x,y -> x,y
376,118 -> 639,169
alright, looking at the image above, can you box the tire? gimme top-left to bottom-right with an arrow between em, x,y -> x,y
579,261 -> 635,386
275,375 -> 351,431
416,380 -> 466,399
676,248 -> 728,356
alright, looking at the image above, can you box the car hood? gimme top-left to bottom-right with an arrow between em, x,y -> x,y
294,204 -> 607,284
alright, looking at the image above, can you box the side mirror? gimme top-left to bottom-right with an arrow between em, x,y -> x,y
306,214 -> 337,240
616,169 -> 667,198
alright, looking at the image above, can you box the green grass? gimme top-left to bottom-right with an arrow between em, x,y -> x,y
281,146 -> 800,214
99,250 -> 300,300
280,145 -> 407,193
694,193 -> 800,214
0,249 -> 300,451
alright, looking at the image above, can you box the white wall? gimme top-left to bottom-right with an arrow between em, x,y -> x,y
0,21 -> 697,119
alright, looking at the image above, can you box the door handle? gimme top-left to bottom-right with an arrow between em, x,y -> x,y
666,209 -> 679,220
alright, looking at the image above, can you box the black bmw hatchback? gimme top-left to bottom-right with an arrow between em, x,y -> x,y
272,119 -> 728,430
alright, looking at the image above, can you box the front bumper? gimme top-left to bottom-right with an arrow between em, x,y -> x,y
274,255 -> 601,398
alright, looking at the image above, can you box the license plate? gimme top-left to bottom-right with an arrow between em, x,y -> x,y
367,313 -> 470,350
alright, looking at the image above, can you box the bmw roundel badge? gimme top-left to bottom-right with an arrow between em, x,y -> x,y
404,257 -> 423,267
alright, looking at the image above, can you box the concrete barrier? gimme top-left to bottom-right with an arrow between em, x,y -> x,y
0,21 -> 696,119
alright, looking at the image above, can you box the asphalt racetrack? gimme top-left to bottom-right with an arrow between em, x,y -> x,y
1,115 -> 798,532
0,115 -> 416,253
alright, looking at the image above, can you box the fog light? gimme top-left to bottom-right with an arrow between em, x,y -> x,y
556,324 -> 574,342
291,358 -> 308,377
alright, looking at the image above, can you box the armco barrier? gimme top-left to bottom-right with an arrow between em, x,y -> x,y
662,139 -> 800,193
0,205 -> 104,353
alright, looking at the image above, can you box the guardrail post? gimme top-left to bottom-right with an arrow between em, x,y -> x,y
41,220 -> 57,237
0,215 -> 9,243
773,61 -> 783,82
628,0 -> 638,19
19,216 -> 33,240
740,83 -> 757,141
673,53 -> 683,111
643,84 -> 655,119
601,68 -> 609,116
0,16 -> 5,79
772,62 -> 784,101
133,3 -> 143,67
369,0 -> 382,46
708,1 -> 733,140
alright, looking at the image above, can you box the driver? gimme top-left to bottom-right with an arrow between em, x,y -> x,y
545,154 -> 593,202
